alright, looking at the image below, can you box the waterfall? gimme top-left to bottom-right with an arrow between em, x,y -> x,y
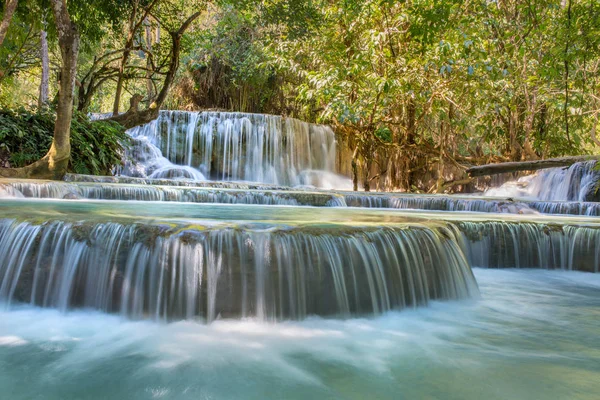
485,161 -> 600,201
344,194 -> 537,213
118,135 -> 207,181
123,110 -> 352,189
0,218 -> 478,321
4,178 -> 600,215
344,193 -> 600,216
64,172 -> 295,190
0,179 -> 347,206
526,201 -> 600,216
453,222 -> 600,272
1,198 -> 599,322
1,111 -> 599,327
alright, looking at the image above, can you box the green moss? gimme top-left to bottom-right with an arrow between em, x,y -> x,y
178,230 -> 207,245
134,224 -> 168,248
71,222 -> 95,245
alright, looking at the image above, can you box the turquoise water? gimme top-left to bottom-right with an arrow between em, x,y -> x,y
2,197 -> 600,227
1,269 -> 599,399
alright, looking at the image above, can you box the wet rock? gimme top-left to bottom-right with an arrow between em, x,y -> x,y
582,177 -> 600,202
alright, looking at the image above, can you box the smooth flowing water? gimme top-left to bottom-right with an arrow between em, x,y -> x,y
122,111 -> 352,189
0,200 -> 598,322
1,111 -> 599,398
486,161 -> 600,202
0,269 -> 598,400
3,178 -> 600,216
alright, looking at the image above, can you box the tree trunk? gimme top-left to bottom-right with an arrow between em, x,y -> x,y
466,155 -> 600,177
0,0 -> 18,47
0,0 -> 79,180
404,99 -> 416,190
538,103 -> 549,157
522,92 -> 539,160
112,1 -> 140,116
435,104 -> 451,193
363,152 -> 372,192
105,32 -> 181,129
351,146 -> 359,192
112,0 -> 161,115
507,112 -> 521,161
145,18 -> 154,106
38,28 -> 49,108
591,115 -> 600,147
78,81 -> 89,112
112,54 -> 129,115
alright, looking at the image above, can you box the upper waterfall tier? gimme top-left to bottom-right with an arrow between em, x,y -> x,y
121,110 -> 352,189
485,161 -> 600,201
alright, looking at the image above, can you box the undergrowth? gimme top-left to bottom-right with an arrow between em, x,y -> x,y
0,107 -> 129,175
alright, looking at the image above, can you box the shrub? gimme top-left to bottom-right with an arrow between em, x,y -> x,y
0,107 -> 129,175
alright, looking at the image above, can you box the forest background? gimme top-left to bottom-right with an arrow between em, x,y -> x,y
0,0 -> 599,191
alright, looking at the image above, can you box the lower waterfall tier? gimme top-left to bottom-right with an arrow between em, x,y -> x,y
0,219 -> 477,322
0,200 -> 599,322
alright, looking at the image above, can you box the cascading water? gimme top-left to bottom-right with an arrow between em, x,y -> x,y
0,201 -> 482,321
0,179 -> 346,206
344,193 -> 542,214
122,110 -> 352,189
344,193 -> 600,216
453,222 -> 600,272
1,110 -> 600,398
119,135 -> 207,181
1,199 -> 599,323
5,178 -> 600,216
0,221 -> 478,321
485,161 -> 600,202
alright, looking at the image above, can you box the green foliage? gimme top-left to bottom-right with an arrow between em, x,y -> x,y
0,107 -> 129,175
67,0 -> 136,46
375,126 -> 392,144
1,0 -> 600,190
0,108 -> 53,166
174,7 -> 282,113
225,0 -> 321,38
0,5 -> 44,92
267,0 -> 600,158
69,112 -> 130,175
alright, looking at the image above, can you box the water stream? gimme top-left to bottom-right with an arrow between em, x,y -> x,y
1,111 -> 599,398
486,161 -> 600,202
3,178 -> 600,216
0,269 -> 598,399
121,111 -> 352,189
0,200 -> 598,322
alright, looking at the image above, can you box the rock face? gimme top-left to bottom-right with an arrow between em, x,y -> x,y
582,175 -> 600,202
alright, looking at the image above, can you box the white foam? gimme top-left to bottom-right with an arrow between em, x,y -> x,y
0,335 -> 27,346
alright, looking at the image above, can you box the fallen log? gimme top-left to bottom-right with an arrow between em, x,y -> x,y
466,155 -> 600,177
